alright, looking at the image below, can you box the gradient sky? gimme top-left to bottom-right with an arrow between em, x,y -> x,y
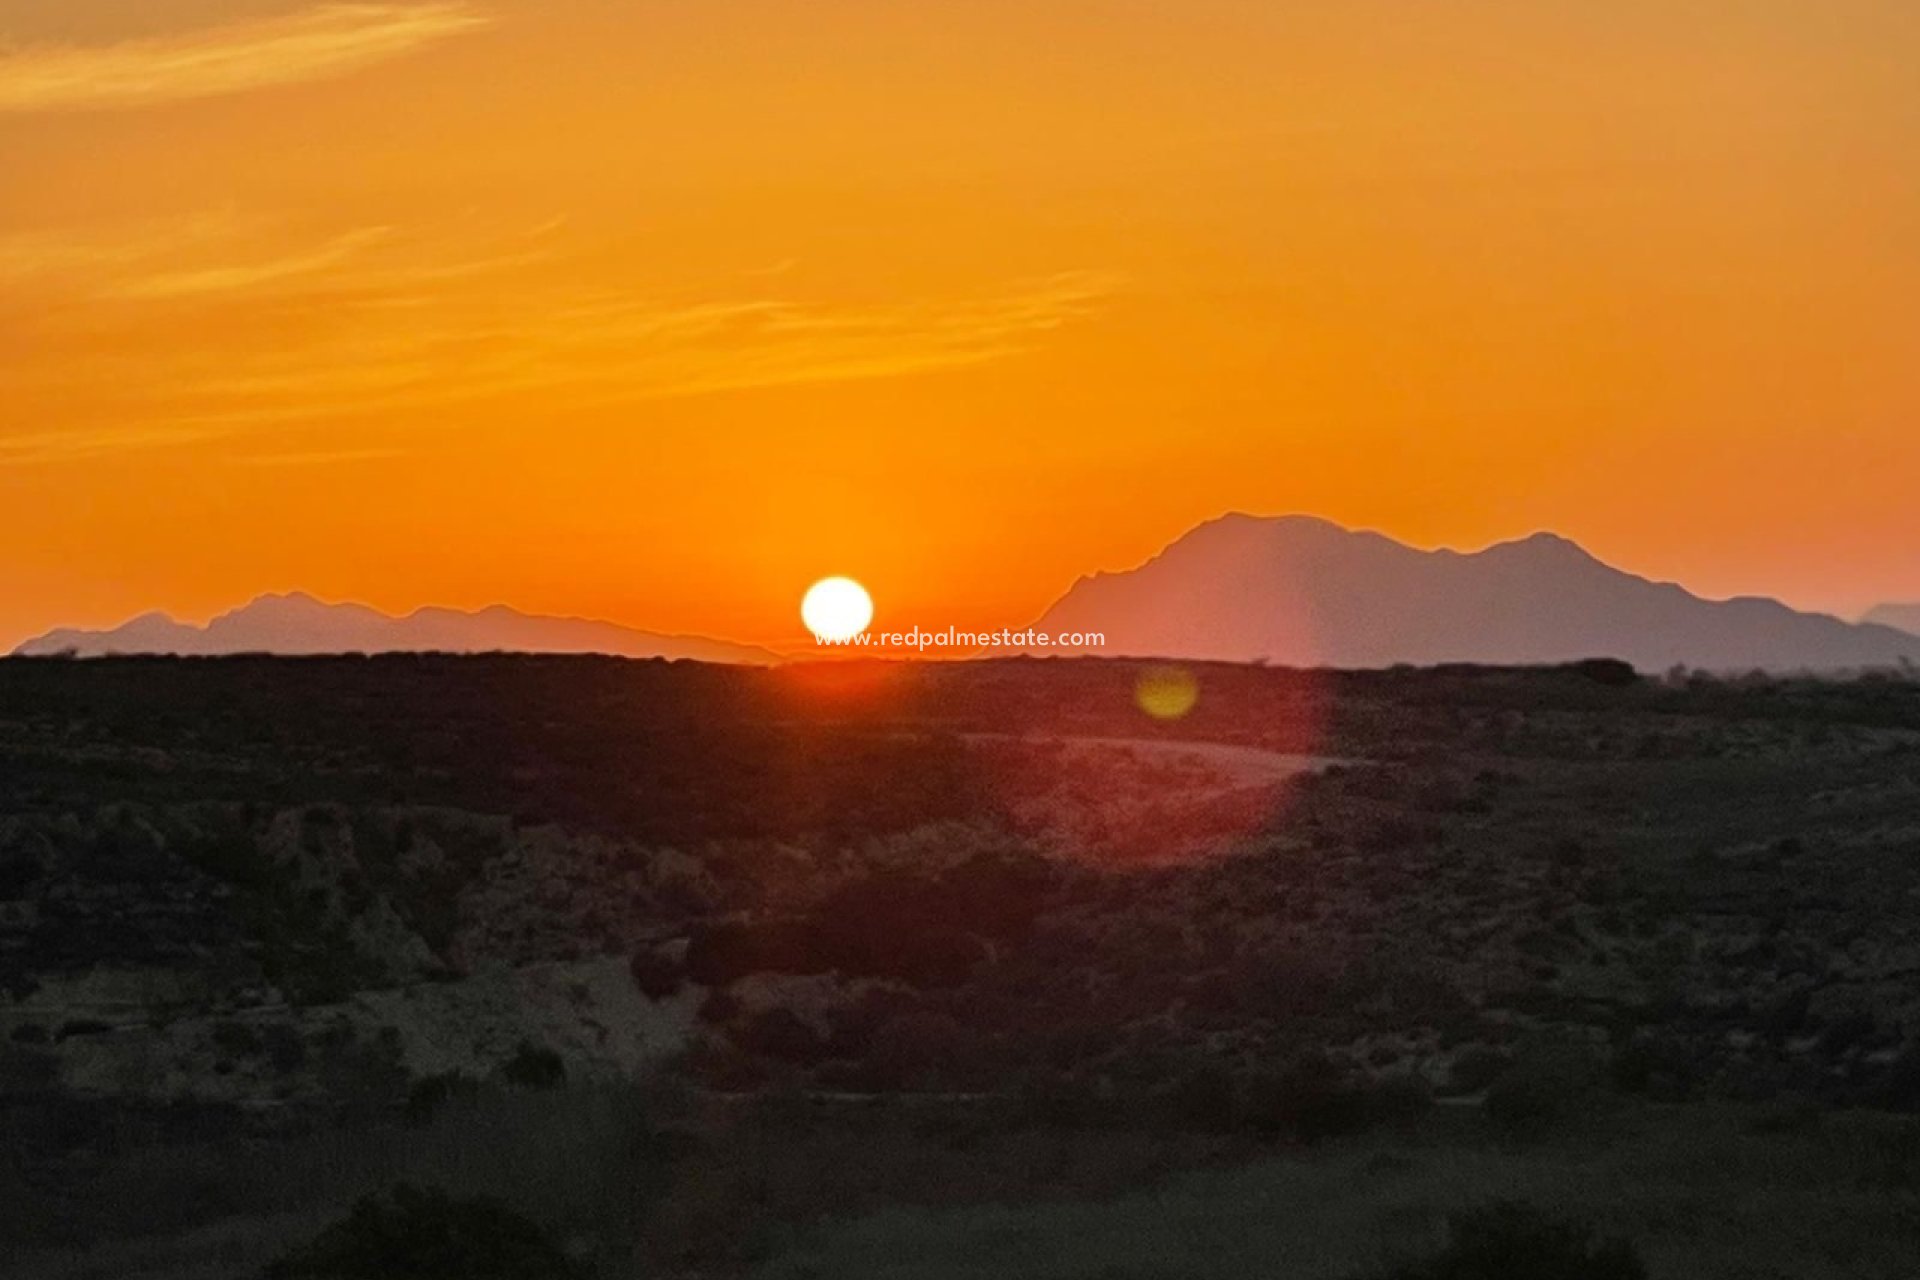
3,0 -> 1917,649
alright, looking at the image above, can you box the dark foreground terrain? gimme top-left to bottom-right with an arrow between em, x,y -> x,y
3,655 -> 1919,1277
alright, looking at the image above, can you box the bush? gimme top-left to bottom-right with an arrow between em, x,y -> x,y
1483,1042 -> 1602,1134
680,869 -> 1008,988
1233,1055 -> 1430,1141
1167,1063 -> 1239,1131
628,946 -> 685,1000
1012,1074 -> 1128,1130
1442,1046 -> 1509,1096
55,1019 -> 112,1041
404,1071 -> 476,1124
730,1007 -> 829,1065
501,1041 -> 566,1090
1563,659 -> 1639,689
261,1022 -> 309,1072
1369,1201 -> 1646,1280
212,1020 -> 263,1057
675,1033 -> 767,1091
1870,1046 -> 1920,1112
858,1009 -> 973,1089
266,1183 -> 588,1279
0,844 -> 44,899
1818,1010 -> 1878,1055
1607,1033 -> 1697,1101
1859,1122 -> 1920,1190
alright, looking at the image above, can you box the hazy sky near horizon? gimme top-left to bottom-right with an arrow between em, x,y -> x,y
2,0 -> 1917,648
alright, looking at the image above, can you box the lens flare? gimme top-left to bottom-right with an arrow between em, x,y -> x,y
1134,665 -> 1198,719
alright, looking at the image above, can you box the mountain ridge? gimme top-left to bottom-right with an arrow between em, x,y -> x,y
1864,603 -> 1920,638
13,593 -> 780,664
1023,513 -> 1920,673
18,519 -> 1920,672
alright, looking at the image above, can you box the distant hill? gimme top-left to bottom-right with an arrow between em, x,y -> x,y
12,593 -> 780,664
1864,603 -> 1920,638
1025,514 -> 1920,673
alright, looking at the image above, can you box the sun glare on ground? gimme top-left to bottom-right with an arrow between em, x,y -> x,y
801,577 -> 874,643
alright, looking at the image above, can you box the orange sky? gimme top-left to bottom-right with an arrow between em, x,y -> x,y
3,0 -> 1917,650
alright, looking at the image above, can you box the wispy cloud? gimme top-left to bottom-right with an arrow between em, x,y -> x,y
0,213 -> 1120,464
0,213 -> 245,279
228,446 -> 409,467
110,227 -> 394,299
0,3 -> 492,114
0,215 -> 548,299
0,422 -> 235,465
128,269 -> 1121,419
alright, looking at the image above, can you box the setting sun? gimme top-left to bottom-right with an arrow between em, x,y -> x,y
800,577 -> 874,643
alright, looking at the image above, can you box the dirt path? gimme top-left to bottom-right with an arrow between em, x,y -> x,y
962,732 -> 1340,788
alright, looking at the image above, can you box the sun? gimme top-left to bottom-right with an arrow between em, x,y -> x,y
801,576 -> 874,642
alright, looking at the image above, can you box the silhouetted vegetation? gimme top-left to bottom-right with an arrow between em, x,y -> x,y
501,1042 -> 566,1090
1365,1202 -> 1646,1280
266,1183 -> 587,1279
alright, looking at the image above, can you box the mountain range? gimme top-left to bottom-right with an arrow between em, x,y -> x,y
13,593 -> 779,664
1863,603 -> 1920,638
15,518 -> 1920,672
1022,514 -> 1920,673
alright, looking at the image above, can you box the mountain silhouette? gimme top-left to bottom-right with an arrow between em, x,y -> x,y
1864,603 -> 1920,638
13,593 -> 780,664
1024,514 -> 1920,672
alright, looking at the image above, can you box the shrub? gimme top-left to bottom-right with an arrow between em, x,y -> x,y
1871,1046 -> 1920,1112
1818,1010 -> 1878,1055
695,987 -> 740,1025
1442,1046 -> 1509,1096
0,1044 -> 59,1095
55,1019 -> 112,1041
501,1041 -> 566,1090
859,1009 -> 972,1089
1859,1122 -> 1920,1190
674,1034 -> 766,1091
1167,1063 -> 1239,1131
1368,1201 -> 1646,1280
1239,1055 -> 1430,1141
212,1020 -> 263,1057
266,1183 -> 587,1279
0,844 -> 44,899
404,1071 -> 476,1124
1483,1042 -> 1602,1133
312,1029 -> 411,1121
1012,1074 -> 1127,1130
628,946 -> 685,1000
681,876 -> 996,988
1757,987 -> 1812,1043
731,1007 -> 829,1066
1607,1033 -> 1697,1101
260,1022 -> 309,1072
1564,659 -> 1639,689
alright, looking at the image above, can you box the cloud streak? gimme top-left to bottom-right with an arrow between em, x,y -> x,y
109,227 -> 396,299
0,213 -> 1119,464
0,4 -> 492,114
119,272 -> 1113,421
